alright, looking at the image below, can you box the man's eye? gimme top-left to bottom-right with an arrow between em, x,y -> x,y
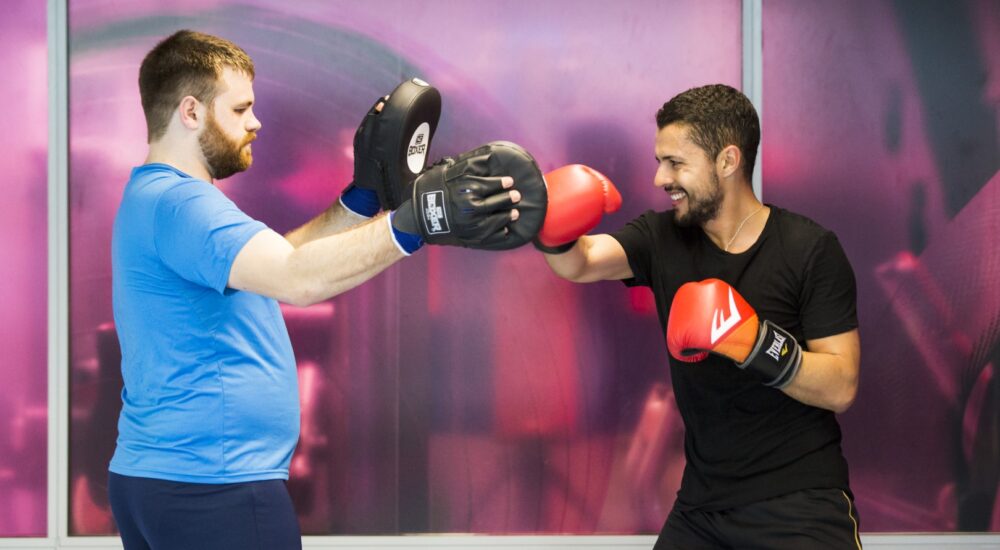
235,108 -> 247,114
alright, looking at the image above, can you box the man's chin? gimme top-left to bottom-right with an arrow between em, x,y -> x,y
229,156 -> 253,177
673,205 -> 719,228
209,162 -> 252,181
672,208 -> 694,227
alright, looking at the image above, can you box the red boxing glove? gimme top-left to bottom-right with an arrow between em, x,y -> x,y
666,279 -> 803,388
534,164 -> 622,253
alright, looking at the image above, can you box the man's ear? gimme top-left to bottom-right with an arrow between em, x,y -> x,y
178,96 -> 203,130
716,145 -> 742,178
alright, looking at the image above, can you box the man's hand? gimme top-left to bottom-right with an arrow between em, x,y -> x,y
667,278 -> 803,388
390,141 -> 547,252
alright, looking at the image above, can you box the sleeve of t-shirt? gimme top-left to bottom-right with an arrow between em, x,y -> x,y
609,210 -> 656,288
799,231 -> 859,340
153,181 -> 267,294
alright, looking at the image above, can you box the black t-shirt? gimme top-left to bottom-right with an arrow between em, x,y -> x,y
611,205 -> 858,511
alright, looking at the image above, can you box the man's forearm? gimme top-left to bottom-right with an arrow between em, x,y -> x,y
781,350 -> 859,414
543,235 -> 631,283
543,240 -> 588,281
285,200 -> 373,248
229,212 -> 407,307
286,214 -> 404,304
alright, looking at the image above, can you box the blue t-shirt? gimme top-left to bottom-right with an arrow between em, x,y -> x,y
110,163 -> 299,483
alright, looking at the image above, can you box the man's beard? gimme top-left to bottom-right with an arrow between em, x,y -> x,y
673,172 -> 723,227
199,113 -> 255,180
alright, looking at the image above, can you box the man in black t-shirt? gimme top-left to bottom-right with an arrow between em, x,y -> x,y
539,84 -> 862,549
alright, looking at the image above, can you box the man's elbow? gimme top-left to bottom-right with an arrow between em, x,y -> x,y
282,290 -> 318,308
554,267 -> 588,284
545,257 -> 591,284
271,270 -> 328,307
830,375 -> 859,414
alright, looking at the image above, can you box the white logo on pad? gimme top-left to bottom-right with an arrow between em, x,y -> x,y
421,190 -> 449,234
710,288 -> 741,344
407,122 -> 431,174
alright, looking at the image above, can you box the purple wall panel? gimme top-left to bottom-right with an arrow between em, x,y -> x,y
0,0 -> 48,537
763,0 -> 1000,532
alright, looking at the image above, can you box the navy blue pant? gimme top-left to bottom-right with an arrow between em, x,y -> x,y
654,488 -> 862,549
108,472 -> 302,550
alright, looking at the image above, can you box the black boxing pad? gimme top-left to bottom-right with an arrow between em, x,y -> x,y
392,141 -> 548,250
352,78 -> 441,210
448,141 -> 547,251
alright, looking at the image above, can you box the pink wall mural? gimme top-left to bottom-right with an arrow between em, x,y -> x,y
0,0 -> 48,537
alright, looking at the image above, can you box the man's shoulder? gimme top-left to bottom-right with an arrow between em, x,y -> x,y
128,163 -> 206,188
631,208 -> 686,234
127,164 -> 219,205
771,206 -> 836,241
617,209 -> 706,251
767,206 -> 844,266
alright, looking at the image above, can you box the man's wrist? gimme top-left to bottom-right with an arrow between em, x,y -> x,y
533,238 -> 577,255
738,320 -> 803,388
340,184 -> 380,218
387,211 -> 423,255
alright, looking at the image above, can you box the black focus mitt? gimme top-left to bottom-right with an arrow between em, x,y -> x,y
391,141 -> 547,250
350,78 -> 442,211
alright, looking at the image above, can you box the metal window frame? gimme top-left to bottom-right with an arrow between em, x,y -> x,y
743,0 -> 764,200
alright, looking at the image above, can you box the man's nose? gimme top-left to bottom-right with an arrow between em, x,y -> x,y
654,166 -> 673,187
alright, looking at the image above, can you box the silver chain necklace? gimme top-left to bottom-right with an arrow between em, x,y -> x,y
724,205 -> 764,252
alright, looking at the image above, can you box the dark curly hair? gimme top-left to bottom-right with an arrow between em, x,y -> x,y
656,84 -> 760,181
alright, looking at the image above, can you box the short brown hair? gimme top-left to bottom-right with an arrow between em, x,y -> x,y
138,30 -> 255,142
655,84 -> 760,181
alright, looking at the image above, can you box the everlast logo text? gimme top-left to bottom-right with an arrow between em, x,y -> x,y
421,190 -> 449,234
765,332 -> 787,362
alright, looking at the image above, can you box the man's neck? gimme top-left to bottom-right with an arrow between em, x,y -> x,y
145,141 -> 213,183
702,186 -> 767,252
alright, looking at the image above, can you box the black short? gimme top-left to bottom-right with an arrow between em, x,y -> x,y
108,472 -> 301,550
654,488 -> 862,549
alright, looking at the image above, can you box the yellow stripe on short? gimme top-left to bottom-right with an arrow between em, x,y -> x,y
842,490 -> 862,549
